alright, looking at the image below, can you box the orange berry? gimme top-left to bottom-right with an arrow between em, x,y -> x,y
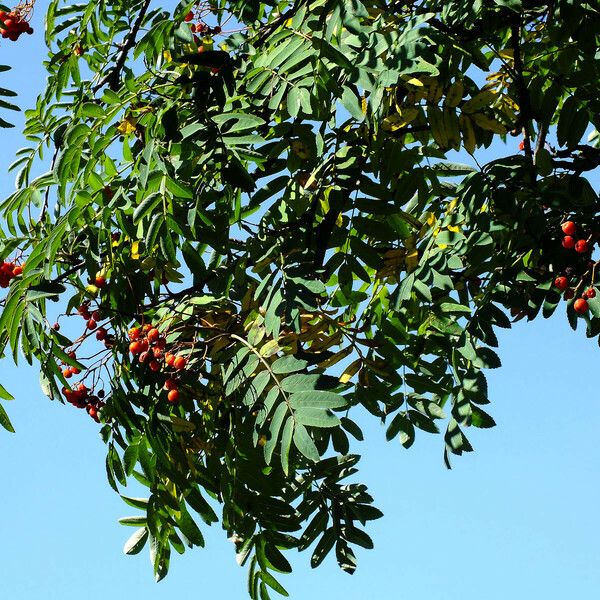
128,327 -> 141,340
574,298 -> 589,314
174,356 -> 187,371
167,389 -> 180,404
129,341 -> 142,355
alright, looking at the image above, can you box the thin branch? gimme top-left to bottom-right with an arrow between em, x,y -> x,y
92,0 -> 152,93
510,16 -> 533,162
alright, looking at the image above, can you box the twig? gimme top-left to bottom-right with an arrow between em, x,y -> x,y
92,0 -> 152,93
510,16 -> 533,162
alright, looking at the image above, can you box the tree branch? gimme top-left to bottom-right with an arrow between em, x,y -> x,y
510,16 -> 533,161
92,0 -> 152,93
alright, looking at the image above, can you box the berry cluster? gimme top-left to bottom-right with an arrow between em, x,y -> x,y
184,10 -> 221,35
62,382 -> 105,423
128,324 -> 187,404
560,220 -> 590,253
0,260 -> 23,288
0,11 -> 33,41
553,220 -> 597,315
76,300 -> 114,346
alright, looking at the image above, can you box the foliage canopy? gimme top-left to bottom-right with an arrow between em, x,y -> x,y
1,0 -> 599,596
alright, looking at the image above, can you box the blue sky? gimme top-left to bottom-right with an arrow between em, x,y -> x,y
0,6 -> 599,600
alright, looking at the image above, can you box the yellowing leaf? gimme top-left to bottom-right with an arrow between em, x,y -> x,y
317,346 -> 353,368
382,108 -> 419,131
291,140 -> 310,159
446,198 -> 459,213
405,249 -> 419,272
260,339 -> 280,357
471,112 -> 507,134
117,115 -> 137,135
339,359 -> 362,383
131,241 -> 141,260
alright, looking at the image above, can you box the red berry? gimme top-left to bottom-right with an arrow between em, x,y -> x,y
95,275 -> 106,288
554,276 -> 568,291
585,287 -> 596,299
174,356 -> 187,371
152,347 -> 163,358
12,265 -> 22,276
562,236 -> 575,249
184,11 -> 194,22
63,368 -> 72,379
564,289 -> 575,300
167,389 -> 180,404
147,328 -> 159,343
52,322 -> 60,331
156,337 -> 167,349
139,339 -> 149,353
575,239 -> 590,254
213,26 -> 221,34
574,298 -> 589,314
95,328 -> 107,341
87,318 -> 97,330
129,340 -> 142,355
561,221 -> 577,236
128,327 -> 141,340
149,360 -> 160,372
164,378 -> 177,391
142,324 -> 152,334
165,352 -> 175,367
139,351 -> 150,363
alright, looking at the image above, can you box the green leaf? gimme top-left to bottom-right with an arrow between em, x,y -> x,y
264,402 -> 288,464
293,423 -> 320,462
258,571 -> 289,597
311,528 -> 336,568
80,102 -> 106,118
280,374 -> 322,393
289,390 -> 347,409
271,356 -> 308,374
176,506 -> 205,547
0,384 -> 14,401
280,416 -> 294,475
295,407 -> 340,428
0,403 -> 15,433
123,527 -> 149,555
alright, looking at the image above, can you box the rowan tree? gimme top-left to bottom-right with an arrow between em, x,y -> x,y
0,0 -> 599,597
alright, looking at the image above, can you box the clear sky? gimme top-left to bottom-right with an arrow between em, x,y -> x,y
0,7 -> 599,600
